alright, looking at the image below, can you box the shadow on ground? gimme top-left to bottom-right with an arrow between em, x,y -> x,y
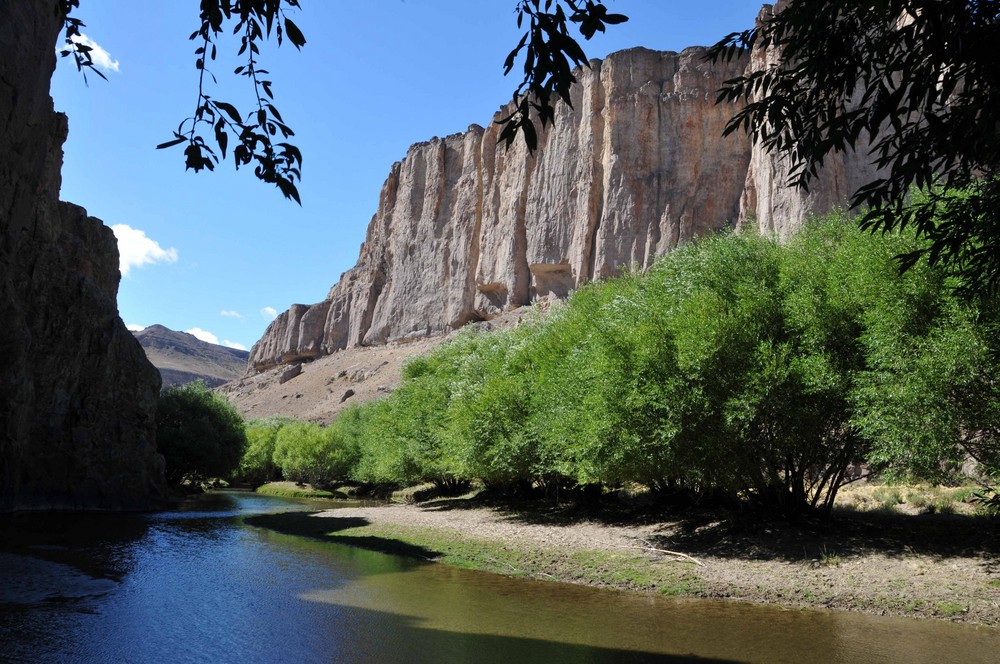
244,511 -> 441,560
413,494 -> 1000,564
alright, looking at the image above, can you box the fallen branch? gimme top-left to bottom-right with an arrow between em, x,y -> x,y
485,556 -> 521,573
628,538 -> 705,567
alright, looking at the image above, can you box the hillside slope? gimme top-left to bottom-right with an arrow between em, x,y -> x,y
222,309 -> 526,423
133,325 -> 249,389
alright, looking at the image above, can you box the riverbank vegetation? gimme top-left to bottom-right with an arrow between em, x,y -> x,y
156,380 -> 247,485
233,213 -> 999,516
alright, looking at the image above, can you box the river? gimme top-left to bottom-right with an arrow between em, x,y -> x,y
2,491 -> 998,663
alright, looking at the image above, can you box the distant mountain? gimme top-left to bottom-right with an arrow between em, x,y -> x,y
132,325 -> 249,389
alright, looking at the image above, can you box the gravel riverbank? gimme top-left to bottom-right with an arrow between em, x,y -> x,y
262,497 -> 1000,626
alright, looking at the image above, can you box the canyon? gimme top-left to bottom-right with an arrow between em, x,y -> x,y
0,1 -> 877,504
249,23 -> 876,375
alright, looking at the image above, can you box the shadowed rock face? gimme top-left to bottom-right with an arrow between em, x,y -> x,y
0,1 -> 165,510
252,46 -> 764,371
736,0 -> 882,240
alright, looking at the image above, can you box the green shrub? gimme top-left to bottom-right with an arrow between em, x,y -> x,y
446,326 -> 543,489
333,212 -> 999,515
873,486 -> 905,510
272,420 -> 359,487
237,418 -> 291,487
842,212 -> 1000,480
156,381 -> 247,485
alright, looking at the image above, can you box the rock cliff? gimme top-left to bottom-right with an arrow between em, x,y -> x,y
0,1 -> 165,510
250,9 -> 881,373
251,46 -> 760,371
736,0 -> 881,239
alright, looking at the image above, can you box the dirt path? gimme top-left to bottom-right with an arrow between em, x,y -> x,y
308,500 -> 1000,625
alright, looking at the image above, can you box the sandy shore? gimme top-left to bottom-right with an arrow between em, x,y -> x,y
272,498 -> 1000,626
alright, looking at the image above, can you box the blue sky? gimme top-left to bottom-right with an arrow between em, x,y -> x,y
51,1 -> 763,351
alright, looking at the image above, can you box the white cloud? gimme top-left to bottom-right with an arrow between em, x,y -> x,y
111,224 -> 178,276
185,327 -> 219,345
220,310 -> 244,320
125,323 -> 145,332
65,33 -> 120,73
260,307 -> 278,321
223,340 -> 248,351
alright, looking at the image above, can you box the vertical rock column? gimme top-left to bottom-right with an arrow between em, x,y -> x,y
0,1 -> 165,510
737,1 -> 882,237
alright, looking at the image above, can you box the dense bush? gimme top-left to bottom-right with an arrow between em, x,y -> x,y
236,213 -> 1000,513
157,381 -> 247,485
349,339 -> 479,492
272,419 -> 359,487
237,418 -> 290,487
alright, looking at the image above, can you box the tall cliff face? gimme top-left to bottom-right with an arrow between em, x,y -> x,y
251,46 -> 756,370
250,14 -> 882,373
736,1 -> 881,239
0,1 -> 165,510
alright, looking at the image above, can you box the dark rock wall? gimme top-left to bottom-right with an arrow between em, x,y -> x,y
0,1 -> 165,510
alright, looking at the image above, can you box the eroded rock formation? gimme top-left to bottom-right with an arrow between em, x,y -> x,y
251,46 -> 759,371
736,1 -> 881,239
0,1 -> 165,510
250,7 -> 881,373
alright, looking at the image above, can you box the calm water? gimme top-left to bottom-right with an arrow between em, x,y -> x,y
2,491 -> 999,663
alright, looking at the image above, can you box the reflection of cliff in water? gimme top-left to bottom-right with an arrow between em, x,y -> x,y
0,510 -> 150,582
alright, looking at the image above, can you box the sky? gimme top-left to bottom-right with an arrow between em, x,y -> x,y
51,1 -> 764,352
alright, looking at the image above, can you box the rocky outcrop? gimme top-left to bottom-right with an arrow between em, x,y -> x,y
250,8 -> 882,373
250,46 -> 757,370
0,1 -> 165,510
736,1 -> 881,238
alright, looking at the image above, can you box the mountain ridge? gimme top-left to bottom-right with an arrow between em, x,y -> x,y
133,325 -> 249,389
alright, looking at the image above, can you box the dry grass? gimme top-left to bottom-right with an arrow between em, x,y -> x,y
836,482 -> 980,515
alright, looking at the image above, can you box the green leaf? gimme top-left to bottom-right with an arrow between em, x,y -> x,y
276,178 -> 302,205
216,123 -> 229,159
213,101 -> 242,124
522,118 -> 538,151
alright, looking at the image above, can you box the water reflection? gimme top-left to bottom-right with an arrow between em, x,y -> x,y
1,491 -> 999,663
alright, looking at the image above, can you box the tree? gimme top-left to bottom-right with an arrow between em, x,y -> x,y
271,420 -> 359,487
710,0 -> 1000,293
156,381 -> 247,484
57,0 -> 627,201
58,0 -> 305,203
237,417 -> 290,487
